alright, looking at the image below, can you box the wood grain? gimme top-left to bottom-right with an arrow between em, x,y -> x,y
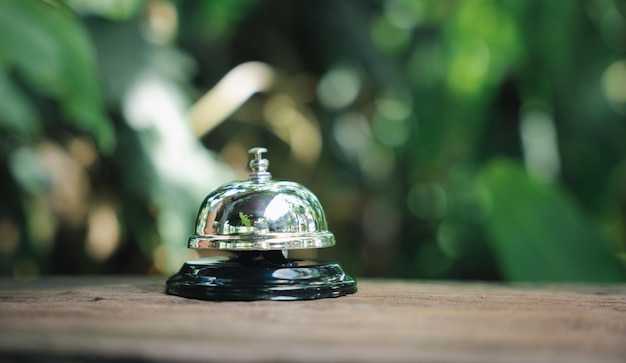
0,277 -> 624,362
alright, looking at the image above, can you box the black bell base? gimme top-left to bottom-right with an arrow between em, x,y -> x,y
166,251 -> 357,301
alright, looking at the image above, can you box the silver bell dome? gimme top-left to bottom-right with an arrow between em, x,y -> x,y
188,147 -> 335,250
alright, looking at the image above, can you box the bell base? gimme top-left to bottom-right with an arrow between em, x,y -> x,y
165,251 -> 357,301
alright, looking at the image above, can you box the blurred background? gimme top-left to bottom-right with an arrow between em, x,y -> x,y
1,0 -> 625,282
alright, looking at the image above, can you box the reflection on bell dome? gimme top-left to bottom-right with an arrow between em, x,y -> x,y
188,179 -> 335,250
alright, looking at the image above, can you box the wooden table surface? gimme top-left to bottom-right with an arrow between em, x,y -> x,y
0,277 -> 624,362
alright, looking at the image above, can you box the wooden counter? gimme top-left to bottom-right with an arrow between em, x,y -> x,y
0,277 -> 624,362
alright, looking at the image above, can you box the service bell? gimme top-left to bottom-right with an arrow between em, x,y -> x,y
166,147 -> 357,300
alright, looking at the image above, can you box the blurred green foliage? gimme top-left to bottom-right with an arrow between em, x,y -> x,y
0,0 -> 624,282
480,159 -> 622,281
0,0 -> 114,151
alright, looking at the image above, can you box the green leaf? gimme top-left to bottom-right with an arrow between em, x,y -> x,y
478,158 -> 623,282
0,68 -> 41,138
0,0 -> 114,152
239,212 -> 251,228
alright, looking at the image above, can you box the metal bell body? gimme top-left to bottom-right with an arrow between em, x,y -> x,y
188,147 -> 335,251
189,179 -> 335,250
